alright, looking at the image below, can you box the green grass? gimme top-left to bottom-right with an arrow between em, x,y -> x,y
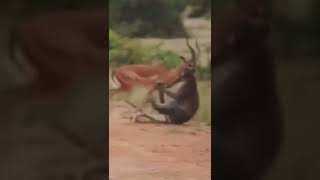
109,30 -> 182,68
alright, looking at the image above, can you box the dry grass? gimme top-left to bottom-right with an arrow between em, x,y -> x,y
195,81 -> 211,126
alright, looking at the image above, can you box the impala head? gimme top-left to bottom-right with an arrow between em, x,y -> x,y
178,38 -> 200,77
166,38 -> 200,88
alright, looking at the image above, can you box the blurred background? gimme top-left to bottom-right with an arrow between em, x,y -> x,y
0,0 -> 211,125
108,1 -> 211,179
0,0 -> 211,179
109,0 -> 211,125
5,0 -> 320,179
0,1 -> 108,179
215,1 -> 320,180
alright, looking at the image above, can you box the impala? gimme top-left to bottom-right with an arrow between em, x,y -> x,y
124,39 -> 200,124
110,38 -> 200,99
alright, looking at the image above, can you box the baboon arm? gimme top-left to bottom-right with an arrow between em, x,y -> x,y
151,97 -> 175,115
163,89 -> 178,99
155,83 -> 178,100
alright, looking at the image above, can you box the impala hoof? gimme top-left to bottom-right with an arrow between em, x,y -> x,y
134,114 -> 144,123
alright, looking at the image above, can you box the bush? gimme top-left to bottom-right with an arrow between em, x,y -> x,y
188,0 -> 211,18
109,29 -> 211,80
196,66 -> 211,80
109,0 -> 189,37
109,30 -> 181,68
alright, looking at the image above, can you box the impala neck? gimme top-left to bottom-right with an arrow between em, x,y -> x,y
166,64 -> 185,85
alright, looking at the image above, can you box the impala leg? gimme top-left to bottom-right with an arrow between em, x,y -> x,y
137,83 -> 173,124
124,100 -> 168,124
134,85 -> 172,124
109,90 -> 115,99
109,90 -> 117,102
123,88 -> 153,114
124,100 -> 145,121
124,82 -> 171,124
136,86 -> 157,109
134,113 -> 170,124
138,82 -> 165,107
164,115 -> 171,123
139,96 -> 153,111
109,88 -> 122,99
110,89 -> 133,109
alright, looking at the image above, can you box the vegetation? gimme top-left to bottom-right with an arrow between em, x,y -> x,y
109,29 -> 211,81
109,28 -> 211,125
188,0 -> 211,18
109,0 -> 211,125
109,29 -> 182,69
109,0 -> 189,37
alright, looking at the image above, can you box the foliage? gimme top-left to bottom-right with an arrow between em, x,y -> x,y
196,66 -> 211,80
109,30 -> 181,68
188,0 -> 211,18
109,0 -> 189,37
109,29 -> 211,80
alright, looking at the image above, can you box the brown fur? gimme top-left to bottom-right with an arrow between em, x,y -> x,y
151,69 -> 199,124
130,39 -> 200,124
110,55 -> 195,98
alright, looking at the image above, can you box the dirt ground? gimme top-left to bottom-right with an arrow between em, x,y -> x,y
109,101 -> 211,180
109,17 -> 211,180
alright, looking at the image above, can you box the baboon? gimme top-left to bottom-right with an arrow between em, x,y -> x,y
129,39 -> 200,125
110,39 -> 200,101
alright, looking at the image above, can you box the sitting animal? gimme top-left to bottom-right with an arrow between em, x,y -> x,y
128,39 -> 200,125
